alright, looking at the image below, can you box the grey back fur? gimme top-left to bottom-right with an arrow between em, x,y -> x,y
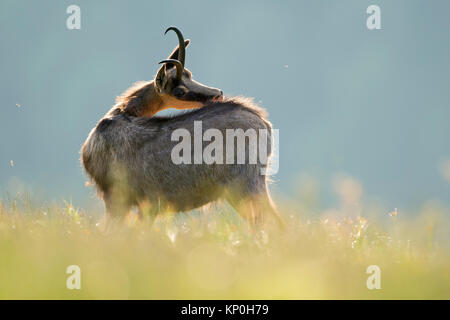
81,97 -> 274,218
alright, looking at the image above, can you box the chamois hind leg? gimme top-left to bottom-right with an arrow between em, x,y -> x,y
226,186 -> 285,231
251,188 -> 286,230
226,195 -> 260,230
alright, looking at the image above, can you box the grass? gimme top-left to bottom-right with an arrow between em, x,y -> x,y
0,192 -> 449,299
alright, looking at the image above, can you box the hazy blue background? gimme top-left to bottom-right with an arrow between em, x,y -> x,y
1,0 -> 449,212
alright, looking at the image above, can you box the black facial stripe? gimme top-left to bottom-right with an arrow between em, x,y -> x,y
180,91 -> 211,102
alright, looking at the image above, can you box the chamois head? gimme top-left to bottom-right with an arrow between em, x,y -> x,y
155,27 -> 223,110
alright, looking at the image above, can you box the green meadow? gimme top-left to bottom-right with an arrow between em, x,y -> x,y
0,191 -> 448,299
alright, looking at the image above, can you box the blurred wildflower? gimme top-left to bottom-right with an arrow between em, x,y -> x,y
63,200 -> 80,223
389,208 -> 398,222
180,221 -> 190,233
10,160 -> 14,167
228,231 -> 242,247
15,103 -> 20,108
166,219 -> 178,244
350,217 -> 368,248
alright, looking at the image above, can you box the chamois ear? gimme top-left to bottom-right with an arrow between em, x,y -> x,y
167,39 -> 190,63
155,64 -> 166,94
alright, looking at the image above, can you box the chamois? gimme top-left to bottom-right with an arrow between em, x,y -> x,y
81,27 -> 283,228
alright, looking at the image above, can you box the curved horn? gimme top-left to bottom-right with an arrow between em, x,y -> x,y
165,26 -> 186,67
159,59 -> 183,80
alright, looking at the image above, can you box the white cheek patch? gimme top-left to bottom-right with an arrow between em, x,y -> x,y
174,101 -> 205,109
161,95 -> 204,110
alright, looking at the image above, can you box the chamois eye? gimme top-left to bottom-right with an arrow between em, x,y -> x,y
173,87 -> 186,98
